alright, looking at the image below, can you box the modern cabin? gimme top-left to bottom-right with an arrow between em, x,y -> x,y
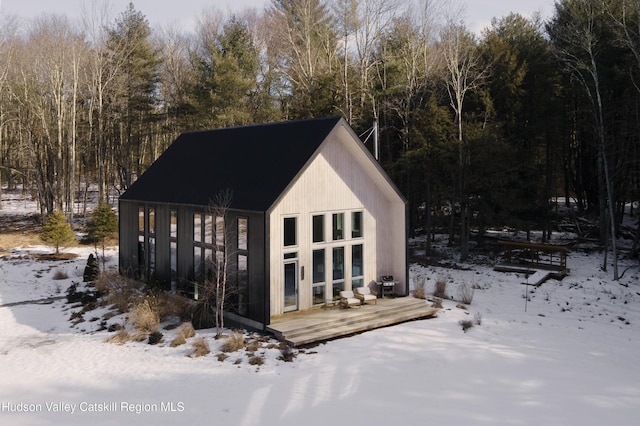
118,116 -> 408,330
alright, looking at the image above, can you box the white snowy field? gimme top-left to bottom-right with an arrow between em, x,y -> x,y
1,191 -> 639,425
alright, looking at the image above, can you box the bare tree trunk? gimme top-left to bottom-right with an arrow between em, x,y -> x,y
207,189 -> 233,337
440,20 -> 487,261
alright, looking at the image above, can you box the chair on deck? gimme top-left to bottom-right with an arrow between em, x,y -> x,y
355,286 -> 377,304
339,290 -> 361,308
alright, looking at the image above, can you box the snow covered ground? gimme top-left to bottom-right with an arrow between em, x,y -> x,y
1,190 -> 639,425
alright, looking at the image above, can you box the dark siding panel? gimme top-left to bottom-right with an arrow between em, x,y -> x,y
247,212 -> 266,325
118,200 -> 139,277
177,206 -> 194,283
262,215 -> 270,326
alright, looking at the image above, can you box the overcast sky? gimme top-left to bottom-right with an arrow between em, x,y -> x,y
1,0 -> 556,35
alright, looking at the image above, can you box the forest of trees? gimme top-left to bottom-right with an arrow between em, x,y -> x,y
0,0 -> 639,269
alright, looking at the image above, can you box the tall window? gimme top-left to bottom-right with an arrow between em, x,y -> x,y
205,214 -> 213,244
148,208 -> 155,276
312,215 -> 324,243
193,214 -> 205,281
216,216 -> 225,246
312,249 -> 326,305
312,210 -> 366,300
238,217 -> 248,251
194,213 -> 202,242
193,213 -> 225,298
170,210 -> 177,290
332,213 -> 344,240
332,247 -> 345,297
352,244 -> 364,287
237,218 -> 249,315
284,217 -> 297,246
137,207 -> 158,281
352,211 -> 363,238
137,207 -> 145,271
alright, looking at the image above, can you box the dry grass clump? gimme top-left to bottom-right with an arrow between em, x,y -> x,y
434,274 -> 448,299
105,329 -> 131,345
459,319 -> 474,332
128,290 -> 192,334
128,298 -> 160,333
170,333 -> 187,347
52,269 -> 69,280
0,231 -> 42,249
132,331 -> 148,342
248,355 -> 264,366
221,331 -> 245,353
179,323 -> 195,339
191,337 -> 210,357
144,292 -> 171,322
94,273 -> 144,312
459,312 -> 483,332
278,341 -> 296,362
170,324 -> 196,347
245,340 -> 261,353
412,275 -> 427,299
457,281 -> 475,305
162,293 -> 195,322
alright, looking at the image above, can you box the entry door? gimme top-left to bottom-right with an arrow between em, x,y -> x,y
283,261 -> 298,312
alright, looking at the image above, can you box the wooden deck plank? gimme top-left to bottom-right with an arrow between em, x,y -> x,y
494,262 -> 569,286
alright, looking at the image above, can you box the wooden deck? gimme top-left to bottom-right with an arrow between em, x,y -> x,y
493,263 -> 569,286
266,297 -> 439,347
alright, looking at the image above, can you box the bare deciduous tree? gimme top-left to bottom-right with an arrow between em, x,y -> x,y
350,0 -> 401,118
439,19 -> 488,261
548,0 -> 619,279
199,189 -> 234,337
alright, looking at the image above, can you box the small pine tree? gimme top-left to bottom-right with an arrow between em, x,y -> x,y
86,202 -> 118,268
83,253 -> 100,282
41,210 -> 77,254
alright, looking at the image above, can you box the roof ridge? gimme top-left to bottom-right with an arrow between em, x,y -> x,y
182,115 -> 343,137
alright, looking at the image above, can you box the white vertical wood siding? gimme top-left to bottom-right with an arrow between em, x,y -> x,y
269,123 -> 407,317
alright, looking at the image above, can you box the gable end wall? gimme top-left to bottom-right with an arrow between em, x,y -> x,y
268,124 -> 407,316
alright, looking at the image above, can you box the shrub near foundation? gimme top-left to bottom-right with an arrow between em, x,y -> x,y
412,275 -> 426,299
129,298 -> 160,333
170,324 -> 196,347
179,324 -> 195,339
105,330 -> 131,345
221,331 -> 245,353
191,337 -> 210,357
457,281 -> 475,305
434,275 -> 448,299
94,273 -> 144,313
170,333 -> 187,347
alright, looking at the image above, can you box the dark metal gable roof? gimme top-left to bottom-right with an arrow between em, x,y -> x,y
119,116 -> 343,211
